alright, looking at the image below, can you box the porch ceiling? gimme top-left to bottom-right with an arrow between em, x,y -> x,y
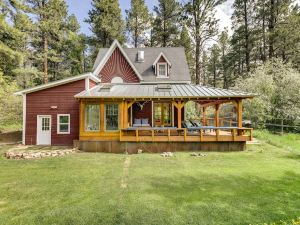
75,84 -> 255,100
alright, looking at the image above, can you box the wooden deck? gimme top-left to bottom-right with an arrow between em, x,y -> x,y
119,127 -> 253,142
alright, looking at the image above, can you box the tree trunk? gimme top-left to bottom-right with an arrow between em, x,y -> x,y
193,0 -> 201,85
269,0 -> 275,59
134,16 -> 138,48
244,0 -> 250,73
262,0 -> 267,62
43,33 -> 48,84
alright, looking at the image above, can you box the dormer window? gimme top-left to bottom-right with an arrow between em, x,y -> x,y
158,63 -> 167,77
153,52 -> 172,78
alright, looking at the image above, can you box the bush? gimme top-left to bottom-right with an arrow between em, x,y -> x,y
235,60 -> 300,127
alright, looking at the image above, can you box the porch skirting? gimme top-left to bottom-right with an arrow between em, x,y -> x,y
75,140 -> 246,153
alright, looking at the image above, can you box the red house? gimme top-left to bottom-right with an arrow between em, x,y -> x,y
16,40 -> 254,153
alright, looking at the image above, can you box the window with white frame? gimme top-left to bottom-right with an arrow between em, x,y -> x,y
157,63 -> 168,77
57,114 -> 70,134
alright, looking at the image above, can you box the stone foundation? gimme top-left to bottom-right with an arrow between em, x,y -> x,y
78,141 -> 246,153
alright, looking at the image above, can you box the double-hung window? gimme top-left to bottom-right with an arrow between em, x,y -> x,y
85,105 -> 100,131
157,63 -> 168,77
105,104 -> 119,131
57,114 -> 70,134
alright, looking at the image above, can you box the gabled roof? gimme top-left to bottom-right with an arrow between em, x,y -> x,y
152,52 -> 172,67
92,40 -> 144,81
93,44 -> 191,83
15,73 -> 100,95
75,84 -> 255,99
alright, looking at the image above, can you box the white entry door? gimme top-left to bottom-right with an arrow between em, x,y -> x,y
37,115 -> 51,145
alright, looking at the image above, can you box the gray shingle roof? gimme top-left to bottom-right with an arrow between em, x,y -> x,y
92,47 -> 191,83
75,84 -> 254,99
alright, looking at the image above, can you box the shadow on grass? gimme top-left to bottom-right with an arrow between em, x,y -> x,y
140,171 -> 300,225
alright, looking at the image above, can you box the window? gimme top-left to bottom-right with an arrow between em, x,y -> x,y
42,117 -> 50,131
85,105 -> 100,131
157,63 -> 167,77
105,104 -> 119,131
57,114 -> 70,134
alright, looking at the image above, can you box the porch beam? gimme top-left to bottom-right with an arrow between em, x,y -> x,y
127,100 -> 135,109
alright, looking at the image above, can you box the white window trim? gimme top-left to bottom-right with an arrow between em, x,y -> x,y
57,114 -> 70,134
157,63 -> 168,78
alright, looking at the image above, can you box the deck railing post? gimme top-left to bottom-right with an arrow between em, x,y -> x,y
200,129 -> 203,142
184,129 -> 187,141
135,129 -> 139,142
216,128 -> 219,141
151,130 -> 154,142
168,129 -> 170,142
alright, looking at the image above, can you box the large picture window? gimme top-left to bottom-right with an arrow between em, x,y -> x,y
85,105 -> 100,131
105,104 -> 119,131
57,114 -> 70,134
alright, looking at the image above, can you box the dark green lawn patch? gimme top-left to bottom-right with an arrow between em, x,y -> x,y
0,131 -> 300,225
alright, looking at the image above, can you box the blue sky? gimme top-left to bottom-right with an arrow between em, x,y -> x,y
66,0 -> 158,35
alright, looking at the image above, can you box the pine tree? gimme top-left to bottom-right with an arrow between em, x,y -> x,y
184,0 -> 224,85
152,0 -> 181,47
179,26 -> 195,79
126,0 -> 150,48
23,0 -> 70,83
86,0 -> 125,49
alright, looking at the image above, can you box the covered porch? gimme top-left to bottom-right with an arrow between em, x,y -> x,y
75,84 -> 254,151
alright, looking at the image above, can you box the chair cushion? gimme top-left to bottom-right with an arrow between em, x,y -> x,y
185,121 -> 194,128
141,118 -> 149,125
134,118 -> 141,125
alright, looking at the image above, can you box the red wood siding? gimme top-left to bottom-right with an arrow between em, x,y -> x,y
132,102 -> 152,125
89,79 -> 97,88
25,80 -> 85,145
99,48 -> 140,83
158,56 -> 167,63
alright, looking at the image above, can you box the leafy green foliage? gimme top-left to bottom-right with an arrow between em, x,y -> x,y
126,0 -> 150,47
235,60 -> 300,125
0,72 -> 22,129
86,0 -> 125,49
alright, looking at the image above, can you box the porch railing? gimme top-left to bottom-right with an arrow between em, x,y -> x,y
119,127 -> 253,142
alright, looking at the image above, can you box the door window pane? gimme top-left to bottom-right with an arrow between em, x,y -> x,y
42,118 -> 50,131
85,105 -> 100,131
105,104 -> 119,131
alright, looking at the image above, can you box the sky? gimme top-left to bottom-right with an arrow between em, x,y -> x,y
66,0 -> 234,36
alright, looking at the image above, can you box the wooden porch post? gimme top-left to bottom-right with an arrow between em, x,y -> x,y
173,101 -> 184,128
178,102 -> 182,128
79,100 -> 84,135
236,99 -> 243,128
202,107 -> 206,126
215,104 -> 220,127
123,101 -> 128,129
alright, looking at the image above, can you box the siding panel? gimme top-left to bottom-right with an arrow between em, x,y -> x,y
25,80 -> 85,145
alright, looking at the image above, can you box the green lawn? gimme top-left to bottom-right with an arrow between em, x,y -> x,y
0,131 -> 300,225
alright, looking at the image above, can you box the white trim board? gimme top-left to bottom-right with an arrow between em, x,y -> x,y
22,94 -> 26,145
15,73 -> 100,95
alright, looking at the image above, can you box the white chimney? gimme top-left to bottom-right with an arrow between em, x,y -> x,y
137,51 -> 144,62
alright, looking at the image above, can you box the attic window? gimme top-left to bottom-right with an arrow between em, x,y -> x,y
99,84 -> 112,92
157,63 -> 167,78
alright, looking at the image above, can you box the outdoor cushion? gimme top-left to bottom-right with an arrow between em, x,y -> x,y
185,121 -> 194,128
141,118 -> 149,124
134,118 -> 141,125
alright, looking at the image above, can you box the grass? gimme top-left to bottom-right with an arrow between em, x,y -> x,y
0,131 -> 300,225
